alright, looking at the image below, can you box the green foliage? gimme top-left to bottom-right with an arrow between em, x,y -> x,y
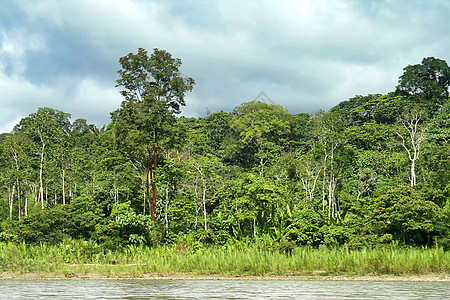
0,240 -> 449,277
396,57 -> 450,105
367,187 -> 441,246
216,174 -> 288,238
111,201 -> 134,218
285,208 -> 324,246
14,195 -> 107,244
227,101 -> 293,171
1,55 -> 450,254
112,48 -> 195,223
434,199 -> 450,249
194,214 -> 233,245
166,189 -> 197,233
115,212 -> 154,245
16,207 -> 95,244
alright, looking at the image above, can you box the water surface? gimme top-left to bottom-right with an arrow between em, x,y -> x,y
1,279 -> 449,299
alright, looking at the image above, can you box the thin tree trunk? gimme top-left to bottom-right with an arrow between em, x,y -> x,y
328,175 -> 337,219
321,152 -> 328,212
9,186 -> 15,220
322,168 -> 326,212
411,160 -> 416,187
146,166 -> 151,215
39,144 -> 45,209
62,169 -> 66,205
143,184 -> 146,215
24,193 -> 27,217
34,184 -> 39,204
16,178 -> 21,220
203,188 -> 207,231
328,179 -> 332,220
146,145 -> 155,222
151,139 -> 158,223
165,186 -> 169,234
45,186 -> 48,209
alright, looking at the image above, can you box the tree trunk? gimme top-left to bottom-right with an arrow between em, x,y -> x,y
151,140 -> 158,223
24,193 -> 27,217
17,180 -> 21,220
321,152 -> 328,212
34,184 -> 38,204
322,167 -> 326,212
62,168 -> 66,205
146,165 -> 151,216
259,157 -> 264,176
146,144 -> 157,223
143,185 -> 146,215
9,186 -> 15,220
203,188 -> 207,231
397,110 -> 427,187
45,186 -> 48,208
39,144 -> 45,209
328,175 -> 338,219
165,186 -> 169,234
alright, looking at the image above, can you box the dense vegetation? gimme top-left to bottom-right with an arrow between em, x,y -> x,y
1,241 -> 448,278
1,49 -> 450,259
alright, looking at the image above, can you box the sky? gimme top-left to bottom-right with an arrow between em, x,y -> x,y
1,0 -> 450,133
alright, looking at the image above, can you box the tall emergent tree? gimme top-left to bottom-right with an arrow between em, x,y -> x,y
396,57 -> 450,110
112,48 -> 195,222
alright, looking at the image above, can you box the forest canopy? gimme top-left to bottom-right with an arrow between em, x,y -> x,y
1,49 -> 449,250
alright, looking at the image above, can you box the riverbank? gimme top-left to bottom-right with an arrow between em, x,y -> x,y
1,241 -> 449,280
1,270 -> 449,281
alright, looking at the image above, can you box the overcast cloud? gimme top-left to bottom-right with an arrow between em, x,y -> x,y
1,0 -> 449,133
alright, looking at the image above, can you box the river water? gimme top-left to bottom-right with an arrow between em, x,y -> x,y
0,279 -> 449,299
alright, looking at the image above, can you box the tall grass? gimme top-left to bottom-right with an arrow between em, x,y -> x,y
0,240 -> 448,278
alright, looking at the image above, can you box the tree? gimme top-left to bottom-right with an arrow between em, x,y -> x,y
331,93 -> 407,125
367,187 -> 440,246
216,174 -> 287,238
229,101 -> 292,175
396,57 -> 450,111
314,110 -> 346,219
13,108 -> 71,209
294,153 -> 322,203
112,48 -> 195,222
0,133 -> 31,219
429,99 -> 450,144
187,154 -> 222,231
156,154 -> 185,234
203,110 -> 233,155
395,109 -> 429,187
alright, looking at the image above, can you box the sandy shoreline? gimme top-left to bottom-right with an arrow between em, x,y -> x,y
1,272 -> 449,281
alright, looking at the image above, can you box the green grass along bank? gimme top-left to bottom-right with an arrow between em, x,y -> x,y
1,240 -> 449,279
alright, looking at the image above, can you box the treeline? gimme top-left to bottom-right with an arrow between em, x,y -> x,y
0,50 -> 449,251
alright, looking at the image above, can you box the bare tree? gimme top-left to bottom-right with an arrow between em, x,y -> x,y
295,153 -> 322,203
396,109 -> 429,187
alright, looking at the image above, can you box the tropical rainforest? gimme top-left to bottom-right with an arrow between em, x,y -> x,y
1,49 -> 450,253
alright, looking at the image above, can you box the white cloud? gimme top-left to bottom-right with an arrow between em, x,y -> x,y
0,74 -> 56,133
0,28 -> 46,76
67,78 -> 123,125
